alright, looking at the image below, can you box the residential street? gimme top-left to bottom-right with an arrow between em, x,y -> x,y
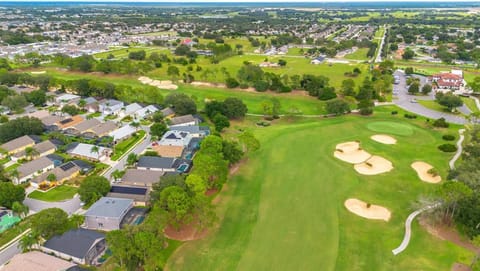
102,126 -> 152,181
0,241 -> 21,267
392,70 -> 468,125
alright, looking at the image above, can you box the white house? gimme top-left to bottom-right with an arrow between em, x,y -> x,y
119,103 -> 143,119
135,105 -> 159,119
99,99 -> 124,116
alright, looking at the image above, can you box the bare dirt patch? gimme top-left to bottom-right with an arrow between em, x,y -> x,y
333,141 -> 371,164
164,220 -> 209,241
419,217 -> 479,254
138,76 -> 178,90
371,134 -> 397,145
354,155 -> 393,175
411,161 -> 441,184
344,198 -> 391,221
451,263 -> 472,271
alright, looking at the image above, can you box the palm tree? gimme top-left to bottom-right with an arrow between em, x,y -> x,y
112,170 -> 125,182
130,121 -> 140,131
9,169 -> 19,183
90,146 -> 100,160
47,173 -> 57,185
19,232 -> 39,252
24,147 -> 39,161
78,99 -> 87,108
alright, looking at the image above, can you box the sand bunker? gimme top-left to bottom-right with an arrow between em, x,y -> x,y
138,76 -> 178,90
30,71 -> 46,74
333,141 -> 371,164
371,134 -> 397,145
411,161 -> 441,184
354,155 -> 393,175
344,198 -> 391,221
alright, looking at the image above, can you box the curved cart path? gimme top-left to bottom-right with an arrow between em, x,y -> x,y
392,129 -> 464,255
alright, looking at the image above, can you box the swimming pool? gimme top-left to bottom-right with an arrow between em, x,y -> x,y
133,216 -> 145,225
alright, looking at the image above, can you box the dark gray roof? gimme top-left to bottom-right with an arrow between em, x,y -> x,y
43,229 -> 105,259
137,156 -> 176,169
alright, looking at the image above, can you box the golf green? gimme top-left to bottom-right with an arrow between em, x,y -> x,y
166,114 -> 471,271
366,121 -> 415,136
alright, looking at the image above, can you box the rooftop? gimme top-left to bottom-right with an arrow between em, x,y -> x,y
120,169 -> 164,186
137,156 -> 176,169
85,197 -> 133,218
1,135 -> 35,152
2,251 -> 76,271
43,228 -> 105,259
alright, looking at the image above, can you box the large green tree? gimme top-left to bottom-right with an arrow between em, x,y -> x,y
0,182 -> 25,209
78,175 -> 111,206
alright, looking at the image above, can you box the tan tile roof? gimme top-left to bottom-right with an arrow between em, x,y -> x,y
120,169 -> 164,187
153,145 -> 184,158
89,121 -> 117,136
56,115 -> 84,129
1,135 -> 35,152
2,251 -> 76,271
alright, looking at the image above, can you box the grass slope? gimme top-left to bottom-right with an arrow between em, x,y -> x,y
28,185 -> 78,202
166,108 -> 472,271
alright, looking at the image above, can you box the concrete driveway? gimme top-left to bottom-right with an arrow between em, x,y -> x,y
392,70 -> 468,125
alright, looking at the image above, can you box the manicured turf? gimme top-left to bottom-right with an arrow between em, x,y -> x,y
366,121 -> 415,136
166,107 -> 472,271
344,48 -> 370,61
461,97 -> 479,114
111,130 -> 146,161
28,185 -> 78,202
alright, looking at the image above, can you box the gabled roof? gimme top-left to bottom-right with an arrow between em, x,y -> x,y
169,114 -> 196,126
123,103 -> 143,115
85,197 -> 133,218
109,125 -> 137,141
1,135 -> 35,152
2,251 -> 76,271
43,228 -> 105,259
31,161 -> 81,184
120,169 -> 164,186
137,156 -> 176,169
13,140 -> 57,159
73,118 -> 101,133
17,156 -> 54,178
89,121 -> 117,136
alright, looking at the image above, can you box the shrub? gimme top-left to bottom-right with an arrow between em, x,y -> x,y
404,113 -> 417,119
359,107 -> 373,115
442,134 -> 456,141
427,168 -> 439,177
366,203 -> 371,208
438,144 -> 457,152
433,117 -> 449,128
391,111 -> 398,115
239,83 -> 249,89
225,77 -> 239,88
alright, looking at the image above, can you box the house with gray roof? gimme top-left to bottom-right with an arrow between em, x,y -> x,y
168,114 -> 198,128
1,135 -> 36,155
66,143 -> 112,161
12,140 -> 57,162
41,228 -> 106,265
119,169 -> 164,188
99,99 -> 124,116
15,156 -> 55,184
84,197 -> 133,231
136,156 -> 191,173
119,102 -> 143,118
134,104 -> 159,119
170,125 -> 210,138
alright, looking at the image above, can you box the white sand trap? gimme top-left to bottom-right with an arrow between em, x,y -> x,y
191,81 -> 227,88
354,155 -> 393,175
138,76 -> 178,90
371,134 -> 397,145
411,161 -> 441,184
333,141 -> 371,164
344,198 -> 391,221
30,71 -> 46,74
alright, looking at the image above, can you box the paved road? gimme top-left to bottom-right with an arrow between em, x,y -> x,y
0,229 -> 30,267
103,126 -> 152,181
23,194 -> 81,215
0,241 -> 21,266
391,203 -> 440,255
392,70 -> 467,125
375,25 -> 386,63
449,129 -> 466,170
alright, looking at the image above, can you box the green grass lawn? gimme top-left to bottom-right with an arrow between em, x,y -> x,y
28,185 -> 78,202
5,163 -> 20,172
417,100 -> 462,115
344,48 -> 370,61
111,130 -> 146,161
461,97 -> 479,114
166,106 -> 472,271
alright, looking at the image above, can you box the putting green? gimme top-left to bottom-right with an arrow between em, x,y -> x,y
366,121 -> 414,136
166,113 -> 471,271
